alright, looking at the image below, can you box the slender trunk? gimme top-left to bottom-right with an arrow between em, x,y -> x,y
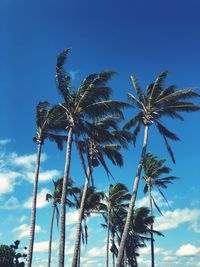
106,208 -> 110,267
77,239 -> 81,267
112,233 -> 115,267
149,188 -> 155,267
58,127 -> 73,267
116,126 -> 149,267
123,248 -> 127,267
26,142 -> 42,267
71,167 -> 91,267
47,204 -> 56,267
113,251 -> 115,267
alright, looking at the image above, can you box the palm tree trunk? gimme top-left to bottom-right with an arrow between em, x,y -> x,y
47,204 -> 56,267
149,189 -> 155,267
123,248 -> 127,267
72,166 -> 91,267
58,127 -> 73,267
112,233 -> 115,267
77,241 -> 81,267
26,142 -> 42,267
116,125 -> 149,267
112,251 -> 115,267
106,208 -> 110,267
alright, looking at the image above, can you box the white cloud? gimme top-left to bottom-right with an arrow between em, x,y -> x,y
0,196 -> 20,209
26,169 -> 60,183
66,211 -> 79,225
0,139 -> 11,145
65,245 -> 74,255
33,240 -> 57,252
19,215 -> 28,223
87,246 -> 106,257
0,171 -> 21,194
154,208 -> 200,231
176,244 -> 200,257
11,152 -> 47,170
136,191 -> 172,210
23,188 -> 51,209
12,224 -> 42,239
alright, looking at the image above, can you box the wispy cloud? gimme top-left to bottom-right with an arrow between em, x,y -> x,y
136,191 -> 173,210
0,196 -> 20,209
33,240 -> 57,252
23,188 -> 51,209
0,139 -> 11,146
176,244 -> 200,257
0,171 -> 21,194
26,169 -> 60,183
12,223 -> 42,239
154,208 -> 200,232
0,141 -> 60,195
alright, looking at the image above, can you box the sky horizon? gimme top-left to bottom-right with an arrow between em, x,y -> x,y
0,1 -> 200,266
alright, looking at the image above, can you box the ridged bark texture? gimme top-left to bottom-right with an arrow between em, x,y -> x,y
149,189 -> 155,267
116,126 -> 149,267
106,208 -> 110,267
26,142 -> 42,267
47,205 -> 56,267
58,127 -> 73,267
71,167 -> 91,267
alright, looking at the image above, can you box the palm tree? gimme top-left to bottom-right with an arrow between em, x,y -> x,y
74,186 -> 104,266
142,152 -> 177,267
27,101 -> 66,267
55,49 -> 129,267
72,117 -> 132,267
112,207 -> 162,267
46,178 -> 80,267
100,183 -> 131,267
116,71 -> 200,266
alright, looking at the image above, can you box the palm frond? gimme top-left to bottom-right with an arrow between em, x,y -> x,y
157,88 -> 200,105
123,112 -> 142,130
47,133 -> 67,150
56,48 -> 71,103
130,75 -> 145,102
148,70 -> 169,100
163,136 -> 176,163
151,196 -> 163,215
156,121 -> 180,141
132,121 -> 142,146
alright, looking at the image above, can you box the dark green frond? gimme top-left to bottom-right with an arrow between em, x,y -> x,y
56,48 -> 71,103
151,196 -> 163,215
130,75 -> 145,102
132,121 -> 142,146
157,88 -> 200,105
163,136 -> 176,163
123,112 -> 142,130
156,121 -> 180,141
85,100 -> 129,119
148,70 -> 169,100
47,133 -> 67,150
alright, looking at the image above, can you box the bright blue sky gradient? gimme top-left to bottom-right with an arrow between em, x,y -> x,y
0,1 -> 200,266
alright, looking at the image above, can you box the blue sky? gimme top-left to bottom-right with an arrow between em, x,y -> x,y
0,0 -> 200,266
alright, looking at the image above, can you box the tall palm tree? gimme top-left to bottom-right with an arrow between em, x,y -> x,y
142,152 -> 177,267
100,183 -> 131,267
27,101 -> 66,267
55,49 -> 129,267
113,207 -> 162,267
74,186 -> 104,266
116,71 -> 200,266
72,117 -> 132,267
46,178 -> 80,267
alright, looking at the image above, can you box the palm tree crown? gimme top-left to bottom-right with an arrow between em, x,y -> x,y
124,71 -> 200,162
